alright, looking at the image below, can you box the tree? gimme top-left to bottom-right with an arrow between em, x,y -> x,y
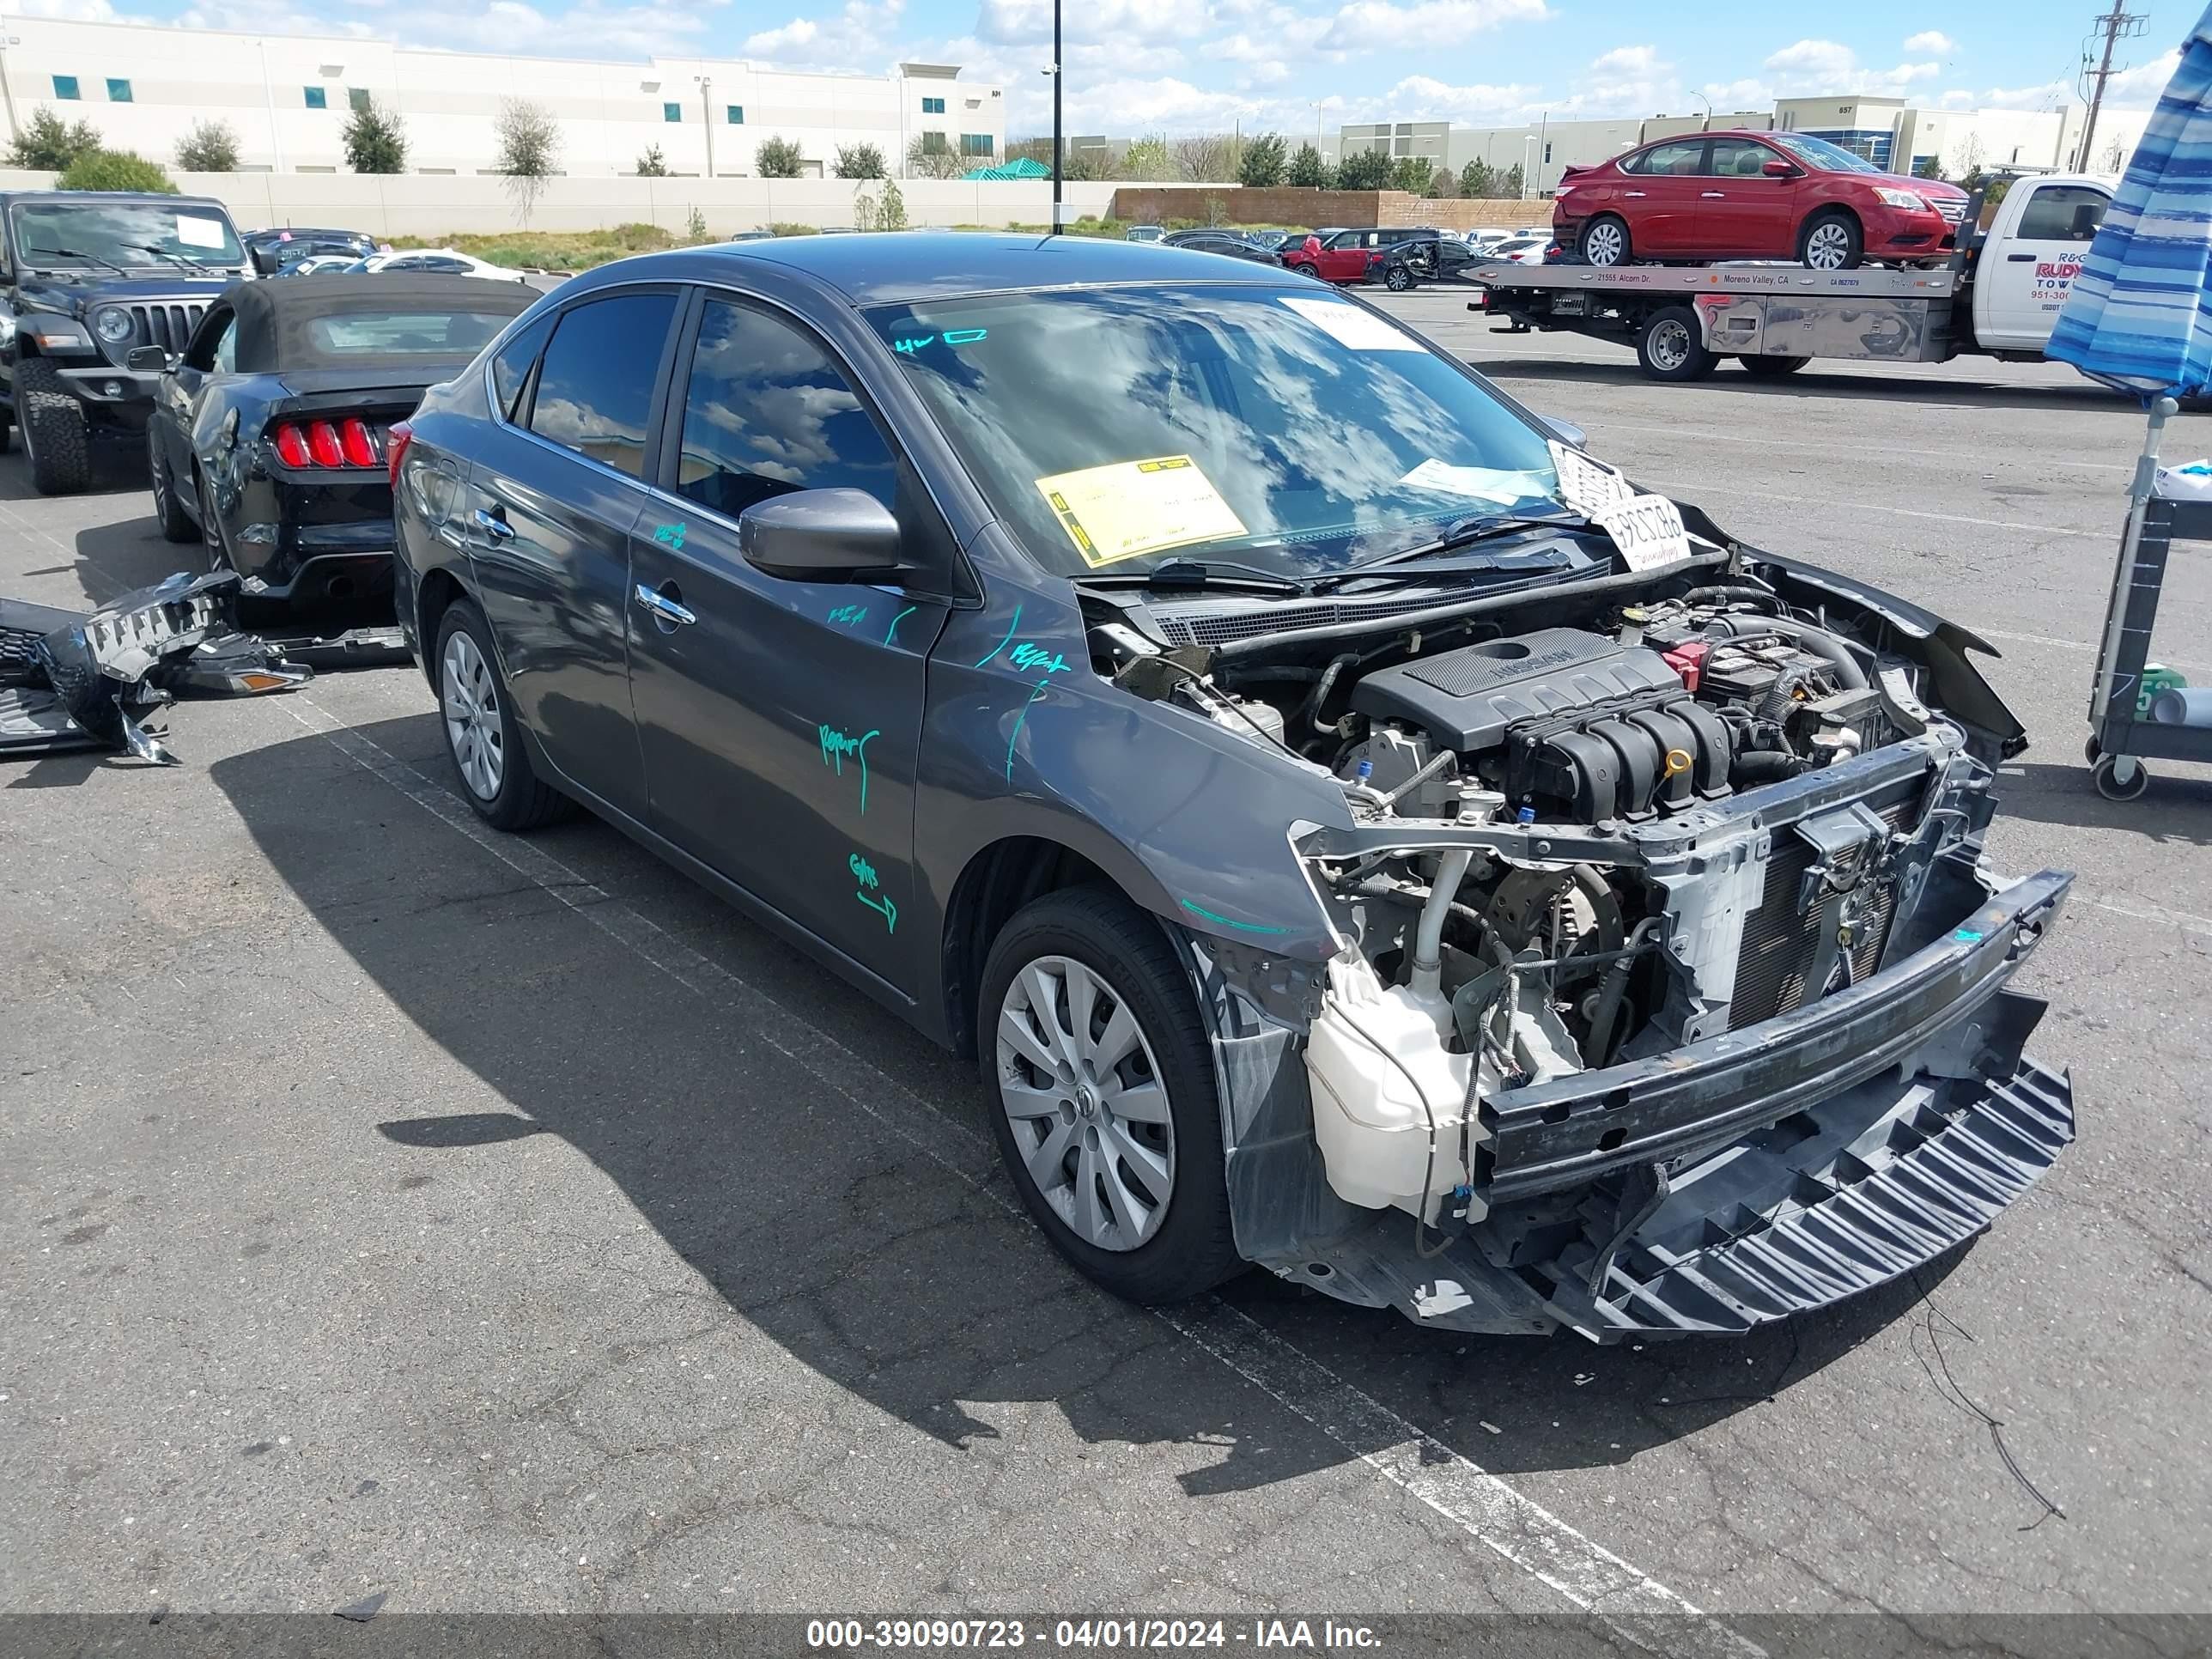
492,98 -> 561,222
635,144 -> 668,176
1286,142 -> 1328,189
1172,132 -> 1231,182
56,149 -> 176,193
902,135 -> 962,179
343,96 -> 409,175
1389,154 -> 1431,193
1951,132 -> 1985,179
1006,136 -> 1054,167
1238,131 -> 1286,188
1334,148 -> 1393,191
1460,158 -> 1495,198
1118,134 -> 1171,181
877,177 -> 908,231
756,135 -> 806,178
834,141 -> 886,179
1425,166 -> 1457,198
7,108 -> 101,171
175,118 -> 240,173
685,204 -> 708,243
1913,154 -> 1947,182
1500,162 -> 1524,198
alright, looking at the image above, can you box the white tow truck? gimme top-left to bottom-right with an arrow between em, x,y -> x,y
1470,173 -> 2114,382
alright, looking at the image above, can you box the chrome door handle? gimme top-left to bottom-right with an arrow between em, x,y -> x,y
1700,191 -> 1725,198
634,582 -> 696,626
472,507 -> 514,541
1625,191 -> 1646,198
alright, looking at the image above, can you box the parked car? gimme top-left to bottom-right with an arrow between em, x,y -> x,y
1160,229 -> 1282,264
1376,233 -> 1480,289
1482,235 -> 1551,264
140,274 -> 536,616
1554,129 -> 1972,270
243,226 -> 378,275
390,233 -> 2075,1340
1123,225 -> 1164,243
0,188 -> 252,494
337,249 -> 531,282
727,229 -> 776,242
1282,228 -> 1389,284
276,254 -> 364,277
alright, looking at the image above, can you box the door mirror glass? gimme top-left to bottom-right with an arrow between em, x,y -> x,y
1762,160 -> 1797,178
125,345 -> 170,374
738,489 -> 905,584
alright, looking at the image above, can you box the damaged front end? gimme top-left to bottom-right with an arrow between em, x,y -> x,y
0,570 -> 311,764
1170,574 -> 2075,1340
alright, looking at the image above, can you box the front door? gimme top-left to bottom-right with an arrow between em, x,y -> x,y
1620,138 -> 1710,255
1978,180 -> 2108,351
1696,137 -> 1802,257
626,291 -> 950,997
461,287 -> 683,820
1319,231 -> 1372,282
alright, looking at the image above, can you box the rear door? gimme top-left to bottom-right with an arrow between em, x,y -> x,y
1696,137 -> 1800,257
1978,180 -> 2109,350
1619,139 -> 1709,255
625,289 -> 952,996
459,285 -> 683,821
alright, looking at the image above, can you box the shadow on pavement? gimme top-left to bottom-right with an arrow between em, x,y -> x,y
1996,758 -> 2212,847
210,709 -> 1954,1494
1464,352 -> 2169,415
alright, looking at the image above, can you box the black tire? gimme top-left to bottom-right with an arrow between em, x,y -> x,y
431,599 -> 572,831
0,410 -> 13,454
1384,263 -> 1414,292
1798,209 -> 1863,271
978,886 -> 1242,1304
14,357 -> 92,495
149,435 -> 196,543
1739,355 -> 1811,379
1581,213 -> 1632,268
1637,305 -> 1717,382
2083,734 -> 2103,766
196,471 -> 233,573
2092,753 -> 2150,802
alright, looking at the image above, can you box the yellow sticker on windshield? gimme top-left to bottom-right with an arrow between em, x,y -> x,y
1033,455 -> 1248,568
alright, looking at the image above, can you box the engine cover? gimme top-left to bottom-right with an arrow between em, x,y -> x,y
1351,628 -> 1733,822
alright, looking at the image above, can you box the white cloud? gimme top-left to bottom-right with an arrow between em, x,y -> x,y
1757,37 -> 1941,97
1903,30 -> 1954,55
1316,0 -> 1545,53
1382,73 -> 1542,122
744,16 -> 820,53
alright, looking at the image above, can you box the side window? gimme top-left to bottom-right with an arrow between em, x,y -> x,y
185,307 -> 234,372
2016,185 -> 2107,242
1629,140 -> 1705,176
212,319 -> 237,374
1326,230 -> 1362,250
671,297 -> 897,520
489,313 -> 554,422
526,291 -> 678,477
1706,139 -> 1771,178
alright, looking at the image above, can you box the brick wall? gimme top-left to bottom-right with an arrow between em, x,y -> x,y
1108,185 -> 1550,233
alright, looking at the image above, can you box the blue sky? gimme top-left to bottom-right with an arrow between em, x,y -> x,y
32,0 -> 2197,138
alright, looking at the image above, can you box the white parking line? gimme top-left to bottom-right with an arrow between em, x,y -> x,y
275,690 -> 1760,1659
1641,477 -> 2109,538
1578,418 -> 2133,473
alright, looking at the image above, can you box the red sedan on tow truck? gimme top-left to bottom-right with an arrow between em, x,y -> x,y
1553,129 -> 1971,270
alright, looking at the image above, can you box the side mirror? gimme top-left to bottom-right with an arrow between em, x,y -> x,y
126,345 -> 171,375
738,488 -> 906,584
1539,415 -> 1586,449
249,246 -> 283,276
1762,160 -> 1797,178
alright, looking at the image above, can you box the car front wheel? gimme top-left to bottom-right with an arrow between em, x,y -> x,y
1384,263 -> 1414,291
1799,210 -> 1863,270
149,438 -> 196,542
14,358 -> 91,495
980,887 -> 1241,1303
433,599 -> 572,831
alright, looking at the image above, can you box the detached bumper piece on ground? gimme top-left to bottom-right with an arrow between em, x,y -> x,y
0,570 -> 311,765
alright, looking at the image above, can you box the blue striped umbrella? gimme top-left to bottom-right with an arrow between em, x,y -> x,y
2049,1 -> 2212,394
2048,3 -> 2212,748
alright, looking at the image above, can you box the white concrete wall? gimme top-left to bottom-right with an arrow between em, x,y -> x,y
0,16 -> 1004,179
0,168 -> 1121,238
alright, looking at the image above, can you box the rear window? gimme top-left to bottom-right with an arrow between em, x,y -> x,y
306,311 -> 516,356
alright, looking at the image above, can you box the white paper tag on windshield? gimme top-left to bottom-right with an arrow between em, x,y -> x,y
176,215 -> 227,249
1595,493 -> 1692,572
1399,459 -> 1550,503
1279,295 -> 1422,352
1548,439 -> 1632,518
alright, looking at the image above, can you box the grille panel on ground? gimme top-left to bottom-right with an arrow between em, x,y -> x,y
1729,796 -> 1916,1031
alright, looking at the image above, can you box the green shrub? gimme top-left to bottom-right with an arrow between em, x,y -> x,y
57,149 -> 178,193
767,222 -> 819,237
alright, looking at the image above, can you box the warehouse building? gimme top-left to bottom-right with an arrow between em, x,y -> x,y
0,17 -> 1004,179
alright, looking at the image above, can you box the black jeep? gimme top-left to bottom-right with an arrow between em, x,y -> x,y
0,191 -> 250,495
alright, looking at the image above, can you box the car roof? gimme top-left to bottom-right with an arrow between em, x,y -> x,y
1,190 -> 229,210
223,273 -> 538,372
564,232 -> 1311,306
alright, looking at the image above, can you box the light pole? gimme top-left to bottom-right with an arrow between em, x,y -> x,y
0,31 -> 20,146
1690,90 -> 1711,131
1051,0 -> 1063,233
1521,133 -> 1534,199
696,74 -> 714,178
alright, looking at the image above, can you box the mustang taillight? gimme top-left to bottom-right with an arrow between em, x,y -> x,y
268,416 -> 386,471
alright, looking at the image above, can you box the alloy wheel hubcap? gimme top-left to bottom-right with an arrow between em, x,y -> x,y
441,631 -> 505,801
1587,223 -> 1623,264
996,956 -> 1174,1252
1651,319 -> 1691,370
1807,224 -> 1848,267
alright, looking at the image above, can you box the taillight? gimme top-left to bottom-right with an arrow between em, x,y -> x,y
268,416 -> 392,471
307,419 -> 343,467
273,423 -> 312,467
339,416 -> 376,469
386,420 -> 414,489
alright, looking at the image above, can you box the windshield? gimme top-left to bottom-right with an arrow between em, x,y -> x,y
1767,132 -> 1884,175
307,310 -> 518,356
10,200 -> 245,270
867,285 -> 1562,579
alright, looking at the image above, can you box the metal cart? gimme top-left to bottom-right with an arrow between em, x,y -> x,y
2087,480 -> 2212,801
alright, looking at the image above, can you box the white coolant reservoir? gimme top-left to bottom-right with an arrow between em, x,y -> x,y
1304,954 -> 1486,1220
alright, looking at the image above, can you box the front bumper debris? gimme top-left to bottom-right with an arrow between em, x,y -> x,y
0,570 -> 311,764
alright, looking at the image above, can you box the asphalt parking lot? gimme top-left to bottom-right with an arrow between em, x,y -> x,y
3,289 -> 2208,1640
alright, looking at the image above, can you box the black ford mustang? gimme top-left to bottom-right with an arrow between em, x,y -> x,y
140,274 -> 536,614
